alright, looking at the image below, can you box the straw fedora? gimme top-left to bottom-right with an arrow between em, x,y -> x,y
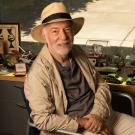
31,2 -> 84,43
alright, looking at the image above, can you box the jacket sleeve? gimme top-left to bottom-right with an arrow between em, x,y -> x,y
24,59 -> 78,132
73,46 -> 112,121
90,69 -> 112,120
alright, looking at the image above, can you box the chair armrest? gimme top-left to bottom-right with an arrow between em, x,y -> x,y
56,129 -> 82,135
28,120 -> 82,135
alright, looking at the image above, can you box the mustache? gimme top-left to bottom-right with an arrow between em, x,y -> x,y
57,40 -> 72,45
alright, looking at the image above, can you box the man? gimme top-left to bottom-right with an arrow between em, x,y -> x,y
24,2 -> 135,135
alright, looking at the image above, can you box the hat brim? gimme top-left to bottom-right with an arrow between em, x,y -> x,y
31,17 -> 84,43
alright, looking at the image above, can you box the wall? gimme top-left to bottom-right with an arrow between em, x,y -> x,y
0,0 -> 135,59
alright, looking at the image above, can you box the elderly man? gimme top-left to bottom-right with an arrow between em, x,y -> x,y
24,2 -> 135,135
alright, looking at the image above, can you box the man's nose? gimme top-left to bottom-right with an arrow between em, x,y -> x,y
60,30 -> 67,40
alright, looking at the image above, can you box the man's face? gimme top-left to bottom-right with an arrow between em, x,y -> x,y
42,21 -> 74,58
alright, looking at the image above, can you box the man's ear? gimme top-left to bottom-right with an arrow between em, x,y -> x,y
41,29 -> 47,43
41,29 -> 45,39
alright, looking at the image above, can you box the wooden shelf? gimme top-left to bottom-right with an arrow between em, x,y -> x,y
0,75 -> 25,82
108,83 -> 135,93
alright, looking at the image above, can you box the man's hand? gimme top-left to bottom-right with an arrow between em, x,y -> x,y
86,114 -> 111,135
76,117 -> 89,128
84,114 -> 104,133
76,114 -> 110,135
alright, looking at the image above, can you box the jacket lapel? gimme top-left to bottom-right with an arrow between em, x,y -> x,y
39,45 -> 68,111
72,47 -> 96,93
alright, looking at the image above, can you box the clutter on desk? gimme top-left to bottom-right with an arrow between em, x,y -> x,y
15,63 -> 26,76
0,42 -> 36,76
82,40 -> 135,86
106,73 -> 124,84
1,37 -> 135,86
125,55 -> 135,66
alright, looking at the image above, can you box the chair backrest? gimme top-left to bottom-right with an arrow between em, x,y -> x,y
111,90 -> 135,117
21,89 -> 40,135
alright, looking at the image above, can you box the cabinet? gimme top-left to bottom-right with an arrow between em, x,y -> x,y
0,79 -> 28,135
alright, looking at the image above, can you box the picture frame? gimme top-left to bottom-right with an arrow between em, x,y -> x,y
86,39 -> 109,47
0,23 -> 20,53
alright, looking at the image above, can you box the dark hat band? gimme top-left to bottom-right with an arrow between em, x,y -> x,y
42,13 -> 72,24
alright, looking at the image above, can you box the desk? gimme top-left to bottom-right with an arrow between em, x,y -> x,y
0,75 -> 25,82
0,76 -> 28,135
109,83 -> 135,93
96,66 -> 135,93
108,83 -> 135,116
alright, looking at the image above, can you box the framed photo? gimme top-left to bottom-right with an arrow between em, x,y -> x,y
0,23 -> 20,53
86,39 -> 109,46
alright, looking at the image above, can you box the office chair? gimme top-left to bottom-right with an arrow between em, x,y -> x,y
21,86 -> 135,135
21,88 -> 82,135
111,90 -> 135,117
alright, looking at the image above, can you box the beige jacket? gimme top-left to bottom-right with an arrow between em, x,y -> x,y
24,45 -> 112,135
